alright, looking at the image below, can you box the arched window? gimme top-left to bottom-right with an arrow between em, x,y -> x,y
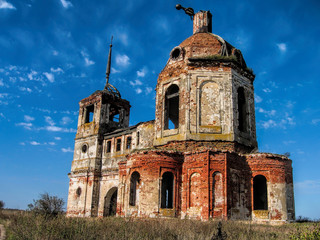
164,84 -> 179,130
253,175 -> 268,210
161,172 -> 174,209
237,87 -> 247,132
129,171 -> 140,206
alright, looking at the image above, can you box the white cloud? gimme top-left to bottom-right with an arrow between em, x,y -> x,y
24,115 -> 35,122
262,88 -> 271,93
62,147 -> 73,153
27,70 -> 37,80
0,79 -> 4,86
81,50 -> 95,66
117,32 -> 128,46
20,142 -> 26,146
261,119 -> 277,129
43,72 -> 54,83
295,180 -> 320,194
0,0 -> 16,9
116,54 -> 130,67
283,140 -> 296,145
311,119 -> 320,125
61,116 -> 72,125
129,79 -> 142,86
135,88 -> 142,94
44,125 -> 76,133
50,67 -> 64,73
16,122 -> 33,130
84,58 -> 94,66
54,137 -> 61,140
19,87 -> 32,93
45,116 -> 55,126
277,43 -> 287,53
30,141 -> 40,146
260,115 -> 295,129
48,142 -> 56,146
257,107 -> 276,117
52,50 -> 59,56
286,101 -> 295,109
111,67 -> 120,74
145,87 -> 153,95
60,0 -> 73,9
137,67 -> 147,77
255,94 -> 262,103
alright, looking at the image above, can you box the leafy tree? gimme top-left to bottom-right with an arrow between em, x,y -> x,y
0,200 -> 4,209
28,193 -> 65,216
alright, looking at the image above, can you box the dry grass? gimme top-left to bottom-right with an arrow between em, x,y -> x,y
1,211 -> 319,240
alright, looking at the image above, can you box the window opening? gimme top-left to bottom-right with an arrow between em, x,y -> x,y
81,144 -> 87,153
238,87 -> 247,132
253,175 -> 268,210
171,47 -> 181,60
129,171 -> 140,206
85,105 -> 94,123
126,136 -> 132,149
116,138 -> 121,152
164,85 -> 179,130
109,106 -> 120,123
106,141 -> 111,153
136,132 -> 140,146
161,172 -> 174,208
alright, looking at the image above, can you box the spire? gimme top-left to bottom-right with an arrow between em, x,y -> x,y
105,36 -> 113,88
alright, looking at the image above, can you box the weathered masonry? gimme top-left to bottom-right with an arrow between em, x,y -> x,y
67,8 -> 295,223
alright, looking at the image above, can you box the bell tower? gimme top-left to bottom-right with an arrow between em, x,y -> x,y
67,38 -> 131,217
154,7 -> 257,152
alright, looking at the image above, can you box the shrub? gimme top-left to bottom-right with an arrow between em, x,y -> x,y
27,193 -> 64,217
0,200 -> 4,209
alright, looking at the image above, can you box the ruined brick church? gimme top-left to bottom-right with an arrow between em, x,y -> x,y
67,9 -> 295,223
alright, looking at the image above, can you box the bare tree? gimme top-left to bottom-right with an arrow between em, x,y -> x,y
28,193 -> 64,216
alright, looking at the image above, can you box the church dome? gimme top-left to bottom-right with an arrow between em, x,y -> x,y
180,32 -> 240,61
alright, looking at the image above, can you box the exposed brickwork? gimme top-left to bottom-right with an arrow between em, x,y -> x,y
67,9 -> 294,223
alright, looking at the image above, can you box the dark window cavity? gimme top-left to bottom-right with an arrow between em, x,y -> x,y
164,84 -> 179,130
106,141 -> 111,153
253,175 -> 268,210
85,105 -> 94,123
81,144 -> 87,153
76,187 -> 82,197
116,138 -> 121,152
237,87 -> 247,132
129,171 -> 140,206
136,132 -> 140,146
103,187 -> 118,217
161,172 -> 174,209
126,136 -> 132,149
109,106 -> 120,123
171,47 -> 181,60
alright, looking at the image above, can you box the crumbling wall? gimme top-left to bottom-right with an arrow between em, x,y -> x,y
246,153 -> 295,222
118,151 -> 183,218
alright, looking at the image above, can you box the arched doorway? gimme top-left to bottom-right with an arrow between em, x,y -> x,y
253,175 -> 268,210
104,187 -> 118,216
161,172 -> 174,209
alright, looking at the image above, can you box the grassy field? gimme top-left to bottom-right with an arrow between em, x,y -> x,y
0,211 -> 319,240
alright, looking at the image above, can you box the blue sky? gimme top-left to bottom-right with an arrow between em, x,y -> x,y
0,0 -> 319,219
